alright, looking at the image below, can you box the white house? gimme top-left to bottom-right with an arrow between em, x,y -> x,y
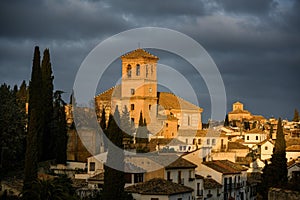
243,128 -> 267,149
257,139 -> 274,160
286,145 -> 300,161
125,178 -> 193,200
197,160 -> 248,200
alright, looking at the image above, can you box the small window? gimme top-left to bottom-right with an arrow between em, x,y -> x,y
265,146 -> 268,150
127,65 -> 132,78
188,115 -> 191,126
130,89 -> 135,95
149,87 -> 152,93
207,139 -> 210,145
149,104 -> 151,110
167,171 -> 171,180
89,162 -> 95,171
131,104 -> 134,111
136,64 -> 140,76
166,123 -> 168,127
198,139 -> 201,144
247,136 -> 249,140
178,171 -> 182,184
256,136 -> 258,140
212,139 -> 216,145
146,65 -> 149,77
131,118 -> 134,123
193,138 -> 196,145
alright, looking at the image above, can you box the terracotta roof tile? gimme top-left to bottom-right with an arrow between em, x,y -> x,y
125,178 -> 193,195
158,92 -> 202,111
286,145 -> 300,152
121,48 -> 159,60
165,157 -> 197,169
203,160 -> 247,174
203,177 -> 222,189
228,142 -> 249,150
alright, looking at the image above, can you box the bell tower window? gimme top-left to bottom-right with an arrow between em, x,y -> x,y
127,65 -> 132,78
136,64 -> 140,76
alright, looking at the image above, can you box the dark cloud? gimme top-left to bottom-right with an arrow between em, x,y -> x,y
0,0 -> 299,121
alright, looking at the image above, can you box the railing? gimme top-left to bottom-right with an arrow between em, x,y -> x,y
224,182 -> 244,190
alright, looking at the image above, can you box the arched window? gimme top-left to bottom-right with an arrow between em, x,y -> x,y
127,65 -> 132,78
136,64 -> 140,76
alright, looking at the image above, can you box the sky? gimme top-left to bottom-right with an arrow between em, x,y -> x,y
0,0 -> 299,122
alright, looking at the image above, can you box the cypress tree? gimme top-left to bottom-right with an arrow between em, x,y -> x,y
224,114 -> 229,127
260,118 -> 287,199
23,46 -> 42,199
136,111 -> 149,152
103,106 -> 125,200
52,91 -> 68,164
41,49 -> 54,161
293,109 -> 299,122
121,106 -> 134,148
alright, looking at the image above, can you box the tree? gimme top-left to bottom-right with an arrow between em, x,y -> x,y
121,106 -> 134,148
103,106 -> 125,200
23,46 -> 42,199
269,124 -> 274,139
136,111 -> 149,153
41,49 -> 54,161
0,84 -> 26,173
293,109 -> 299,122
52,91 -> 68,164
224,114 -> 229,127
260,118 -> 287,199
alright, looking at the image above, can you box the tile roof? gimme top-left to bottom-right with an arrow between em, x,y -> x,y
177,129 -> 226,138
202,160 -> 248,175
149,138 -> 186,146
165,157 -> 197,169
228,109 -> 250,114
125,178 -> 193,195
195,174 -> 204,179
246,128 -> 265,134
158,92 -> 203,111
228,142 -> 249,150
286,145 -> 300,152
203,177 -> 222,189
121,48 -> 159,60
95,85 -> 121,101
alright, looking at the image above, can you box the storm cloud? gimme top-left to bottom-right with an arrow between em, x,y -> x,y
0,0 -> 299,121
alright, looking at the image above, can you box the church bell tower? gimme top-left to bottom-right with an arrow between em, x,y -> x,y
120,49 -> 159,127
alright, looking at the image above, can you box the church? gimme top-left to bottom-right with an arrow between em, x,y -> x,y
95,48 -> 203,139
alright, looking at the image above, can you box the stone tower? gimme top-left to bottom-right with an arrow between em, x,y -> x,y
120,49 -> 159,127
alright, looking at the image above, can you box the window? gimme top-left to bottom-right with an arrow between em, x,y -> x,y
256,136 -> 258,140
197,183 -> 201,195
193,138 -> 196,145
130,104 -> 134,111
265,146 -> 268,150
167,171 -> 171,180
198,138 -> 201,144
188,115 -> 191,126
127,65 -> 132,78
131,118 -> 134,123
212,139 -> 216,145
189,170 -> 193,179
146,65 -> 149,77
136,64 -> 140,76
134,173 -> 143,183
130,88 -> 135,95
166,123 -> 168,127
178,171 -> 182,184
246,136 -> 249,140
149,104 -> 151,110
149,87 -> 152,93
89,162 -> 95,171
186,139 -> 188,144
207,139 -> 210,145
